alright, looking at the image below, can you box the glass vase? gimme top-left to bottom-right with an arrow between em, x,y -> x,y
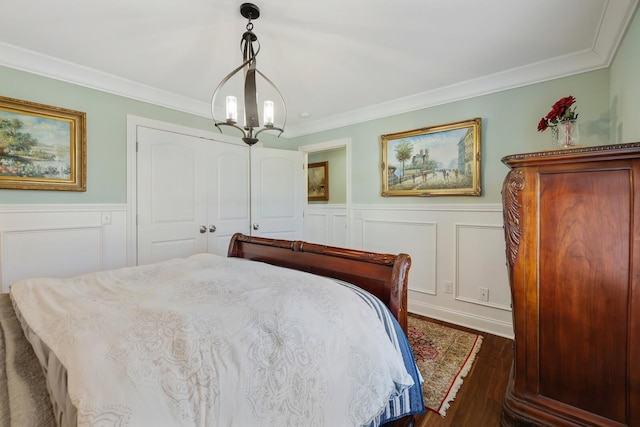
552,120 -> 579,148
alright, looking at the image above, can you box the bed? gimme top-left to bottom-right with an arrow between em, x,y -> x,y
1,233 -> 424,426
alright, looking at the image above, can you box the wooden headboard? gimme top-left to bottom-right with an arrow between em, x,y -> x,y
227,233 -> 411,332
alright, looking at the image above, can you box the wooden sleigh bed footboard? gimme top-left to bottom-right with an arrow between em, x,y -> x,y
227,233 -> 411,332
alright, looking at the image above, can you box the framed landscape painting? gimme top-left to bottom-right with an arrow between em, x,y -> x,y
0,96 -> 86,191
308,161 -> 329,201
381,118 -> 482,197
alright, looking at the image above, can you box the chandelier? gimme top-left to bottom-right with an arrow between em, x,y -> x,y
211,3 -> 286,146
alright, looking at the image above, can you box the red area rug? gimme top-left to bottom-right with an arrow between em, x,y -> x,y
407,316 -> 483,416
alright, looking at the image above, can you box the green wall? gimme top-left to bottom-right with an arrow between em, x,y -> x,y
0,65 -> 219,204
610,7 -> 640,143
289,7 -> 640,205
0,66 -> 612,206
289,70 -> 611,204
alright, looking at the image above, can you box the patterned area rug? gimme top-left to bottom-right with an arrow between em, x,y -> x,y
407,315 -> 483,417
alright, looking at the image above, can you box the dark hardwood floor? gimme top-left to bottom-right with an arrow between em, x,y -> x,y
410,314 -> 513,427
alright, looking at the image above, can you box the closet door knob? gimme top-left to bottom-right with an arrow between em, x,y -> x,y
252,223 -> 259,230
199,225 -> 207,233
209,225 -> 217,233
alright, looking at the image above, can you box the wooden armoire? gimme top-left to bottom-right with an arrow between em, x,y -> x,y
501,143 -> 640,427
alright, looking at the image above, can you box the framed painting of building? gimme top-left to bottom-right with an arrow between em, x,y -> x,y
381,118 -> 481,197
0,96 -> 86,191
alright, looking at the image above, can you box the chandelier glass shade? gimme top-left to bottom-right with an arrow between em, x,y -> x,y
211,3 -> 286,146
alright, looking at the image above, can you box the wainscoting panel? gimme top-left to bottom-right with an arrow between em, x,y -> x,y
350,204 -> 513,338
0,204 -> 127,292
455,224 -> 511,310
331,213 -> 348,248
1,226 -> 103,291
304,204 -> 347,246
304,212 -> 329,244
362,218 -> 437,295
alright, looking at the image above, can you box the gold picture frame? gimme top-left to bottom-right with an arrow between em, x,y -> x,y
308,161 -> 329,201
0,96 -> 86,191
381,118 -> 481,197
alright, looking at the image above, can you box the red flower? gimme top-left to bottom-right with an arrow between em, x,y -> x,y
537,96 -> 578,132
537,118 -> 548,132
555,96 -> 576,109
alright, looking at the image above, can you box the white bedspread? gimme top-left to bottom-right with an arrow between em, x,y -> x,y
10,253 -> 413,427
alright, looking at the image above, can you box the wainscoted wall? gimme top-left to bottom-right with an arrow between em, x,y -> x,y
0,204 -> 127,293
0,202 -> 512,338
353,203 -> 512,338
304,204 -> 348,248
309,203 -> 513,338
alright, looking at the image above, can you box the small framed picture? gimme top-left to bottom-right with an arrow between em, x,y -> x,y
381,118 -> 481,197
308,161 -> 329,201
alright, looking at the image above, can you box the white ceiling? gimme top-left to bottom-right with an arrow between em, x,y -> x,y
1,0 -> 637,138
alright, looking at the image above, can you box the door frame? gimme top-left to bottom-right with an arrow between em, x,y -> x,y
297,138 -> 352,247
125,114 -> 245,267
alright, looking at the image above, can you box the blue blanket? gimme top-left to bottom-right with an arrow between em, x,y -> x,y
337,281 -> 426,426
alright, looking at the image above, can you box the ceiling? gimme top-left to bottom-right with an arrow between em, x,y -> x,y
1,0 -> 638,138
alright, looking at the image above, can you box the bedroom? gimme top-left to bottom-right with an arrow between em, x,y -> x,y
1,1 -> 639,425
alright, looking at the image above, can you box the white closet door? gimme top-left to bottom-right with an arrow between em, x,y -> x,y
250,147 -> 304,240
137,127 -> 250,265
208,142 -> 251,255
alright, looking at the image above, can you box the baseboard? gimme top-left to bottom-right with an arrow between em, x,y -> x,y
409,300 -> 514,339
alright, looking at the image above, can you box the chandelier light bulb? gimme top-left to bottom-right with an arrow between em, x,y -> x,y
226,96 -> 238,123
263,100 -> 274,127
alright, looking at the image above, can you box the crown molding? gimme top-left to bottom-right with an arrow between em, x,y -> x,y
0,42 -> 210,117
285,0 -> 639,137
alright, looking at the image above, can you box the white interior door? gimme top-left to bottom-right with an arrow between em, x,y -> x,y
250,147 -> 304,240
137,126 -> 249,264
208,142 -> 251,255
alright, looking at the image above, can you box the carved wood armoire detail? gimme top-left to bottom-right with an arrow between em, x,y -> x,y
500,143 -> 640,427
